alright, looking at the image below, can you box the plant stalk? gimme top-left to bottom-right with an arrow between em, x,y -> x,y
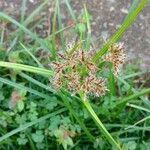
82,97 -> 121,149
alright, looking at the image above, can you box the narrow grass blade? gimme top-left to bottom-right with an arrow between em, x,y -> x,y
0,23 -> 5,44
0,77 -> 50,100
120,137 -> 140,142
20,0 -> 27,23
117,127 -> 150,135
19,42 -> 43,68
0,108 -> 66,142
48,24 -> 74,38
24,0 -> 49,25
84,4 -> 91,49
0,12 -> 49,52
7,37 -> 18,53
26,134 -> 36,150
57,0 -> 65,50
0,76 -> 63,108
11,0 -> 49,40
19,72 -> 55,93
125,115 -> 150,130
127,0 -> 140,14
108,65 -> 115,96
121,70 -> 150,80
50,0 -> 59,59
104,123 -> 131,128
126,103 -> 150,113
105,123 -> 150,138
0,61 -> 53,76
65,0 -> 77,22
117,77 -> 146,101
92,0 -> 148,62
115,88 -> 150,107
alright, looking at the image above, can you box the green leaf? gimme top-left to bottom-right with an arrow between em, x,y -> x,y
65,0 -> 77,22
128,141 -> 137,150
115,88 -> 150,108
0,77 -> 52,100
17,100 -> 24,112
76,23 -> 86,34
122,141 -> 137,150
49,115 -> 61,131
17,134 -> 28,145
54,128 -> 74,150
0,48 -> 6,61
0,108 -> 66,142
30,101 -> 37,108
62,136 -> 74,150
45,100 -> 58,110
15,114 -> 27,125
32,130 -> 44,143
0,91 -> 4,101
0,61 -> 53,77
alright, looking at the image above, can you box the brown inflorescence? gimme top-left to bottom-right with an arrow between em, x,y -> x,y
50,41 -> 107,97
104,43 -> 126,75
50,42 -> 126,97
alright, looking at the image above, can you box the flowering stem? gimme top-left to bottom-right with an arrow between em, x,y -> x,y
92,0 -> 148,62
81,96 -> 121,149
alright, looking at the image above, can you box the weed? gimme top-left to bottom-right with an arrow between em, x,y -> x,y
0,0 -> 149,149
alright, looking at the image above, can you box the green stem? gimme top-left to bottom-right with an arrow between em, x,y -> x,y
59,91 -> 95,141
82,97 -> 121,149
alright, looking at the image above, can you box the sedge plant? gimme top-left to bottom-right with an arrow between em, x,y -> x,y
0,0 -> 149,149
49,41 -> 126,149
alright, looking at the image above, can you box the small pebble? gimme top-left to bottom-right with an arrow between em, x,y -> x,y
110,6 -> 115,11
101,31 -> 109,41
29,0 -> 34,3
121,8 -> 128,14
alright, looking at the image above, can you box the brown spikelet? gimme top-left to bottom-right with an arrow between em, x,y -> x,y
81,75 -> 107,97
104,43 -> 126,75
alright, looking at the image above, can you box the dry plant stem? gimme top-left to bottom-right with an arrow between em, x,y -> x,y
81,96 -> 121,150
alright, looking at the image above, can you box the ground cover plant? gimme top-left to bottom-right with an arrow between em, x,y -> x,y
0,0 -> 150,149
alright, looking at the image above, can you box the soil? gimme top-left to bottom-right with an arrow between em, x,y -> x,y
0,0 -> 150,69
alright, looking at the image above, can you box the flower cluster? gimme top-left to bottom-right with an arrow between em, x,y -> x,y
51,42 -> 107,97
50,42 -> 126,97
104,43 -> 126,75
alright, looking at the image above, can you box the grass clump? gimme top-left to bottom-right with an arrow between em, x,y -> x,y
0,0 -> 149,149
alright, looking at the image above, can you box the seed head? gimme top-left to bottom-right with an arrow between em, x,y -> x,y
104,43 -> 126,75
50,41 -> 107,97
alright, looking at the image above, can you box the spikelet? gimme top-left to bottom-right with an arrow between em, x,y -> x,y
81,75 -> 107,97
104,43 -> 126,75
